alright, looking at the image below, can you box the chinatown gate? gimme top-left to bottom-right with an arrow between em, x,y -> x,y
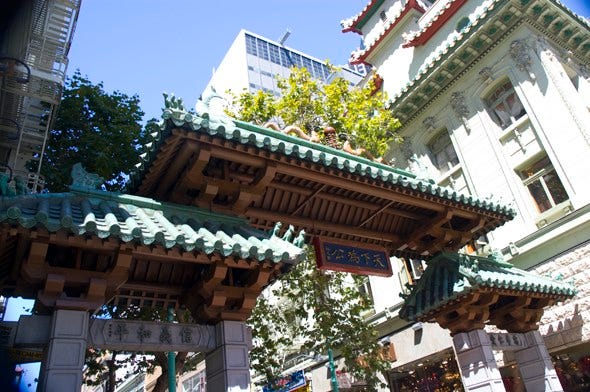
0,94 -> 575,391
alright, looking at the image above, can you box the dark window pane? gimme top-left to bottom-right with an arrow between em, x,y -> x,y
257,39 -> 269,60
527,181 -> 552,213
245,35 -> 257,56
544,172 -> 568,205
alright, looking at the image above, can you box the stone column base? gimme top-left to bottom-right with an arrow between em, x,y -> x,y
205,321 -> 252,392
513,330 -> 563,392
40,309 -> 89,392
453,329 -> 506,392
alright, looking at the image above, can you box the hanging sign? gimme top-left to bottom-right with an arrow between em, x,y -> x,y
313,237 -> 392,277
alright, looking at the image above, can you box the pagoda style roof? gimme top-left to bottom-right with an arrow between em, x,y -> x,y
0,168 -> 305,322
400,252 -> 576,333
0,188 -> 304,264
128,93 -> 515,259
388,0 -> 590,124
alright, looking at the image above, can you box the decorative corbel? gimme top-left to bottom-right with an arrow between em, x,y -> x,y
509,39 -> 536,82
450,91 -> 471,134
478,67 -> 494,84
422,116 -> 436,132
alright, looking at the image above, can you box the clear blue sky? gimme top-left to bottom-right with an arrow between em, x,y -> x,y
67,0 -> 590,123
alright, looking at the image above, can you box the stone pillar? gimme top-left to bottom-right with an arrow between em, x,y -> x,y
452,329 -> 506,392
205,321 -> 252,392
40,309 -> 89,392
512,330 -> 563,392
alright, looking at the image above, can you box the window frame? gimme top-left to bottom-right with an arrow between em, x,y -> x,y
517,154 -> 569,214
427,129 -> 460,174
485,80 -> 527,129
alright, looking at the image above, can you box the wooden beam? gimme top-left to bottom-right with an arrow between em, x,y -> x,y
269,181 -> 428,220
399,209 -> 453,251
137,136 -> 183,195
276,163 -> 449,213
233,162 -> 278,213
154,140 -> 199,200
119,282 -> 183,296
358,200 -> 396,228
174,145 -> 212,200
209,146 -> 267,168
290,184 -> 326,215
246,207 -> 400,243
131,247 -> 211,264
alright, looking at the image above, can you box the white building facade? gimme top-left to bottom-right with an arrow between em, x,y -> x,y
204,29 -> 367,99
333,0 -> 590,390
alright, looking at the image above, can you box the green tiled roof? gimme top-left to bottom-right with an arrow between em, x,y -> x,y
0,187 -> 306,264
128,94 -> 516,219
400,252 -> 576,321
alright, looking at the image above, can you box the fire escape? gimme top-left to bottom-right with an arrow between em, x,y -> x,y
0,0 -> 81,193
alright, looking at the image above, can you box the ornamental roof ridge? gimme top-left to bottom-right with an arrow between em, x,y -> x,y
128,95 -> 517,219
399,251 -> 577,321
0,191 -> 306,263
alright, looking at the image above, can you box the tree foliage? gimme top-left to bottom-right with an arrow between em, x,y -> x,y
230,67 -> 401,389
228,66 -> 401,157
249,251 -> 392,389
38,71 -> 150,192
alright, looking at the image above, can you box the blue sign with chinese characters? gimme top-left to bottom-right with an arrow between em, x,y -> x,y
263,370 -> 306,392
313,237 -> 392,277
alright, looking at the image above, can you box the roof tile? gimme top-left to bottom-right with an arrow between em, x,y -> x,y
0,190 -> 305,264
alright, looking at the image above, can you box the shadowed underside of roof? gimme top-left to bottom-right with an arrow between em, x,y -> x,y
127,96 -> 516,260
400,252 -> 576,333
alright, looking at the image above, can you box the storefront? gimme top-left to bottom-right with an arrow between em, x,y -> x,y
386,350 -> 463,392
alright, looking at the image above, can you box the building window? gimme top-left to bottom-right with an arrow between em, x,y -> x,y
256,39 -> 269,60
428,130 -> 459,174
245,34 -> 257,56
518,155 -> 568,213
269,43 -> 281,65
312,61 -> 324,80
291,53 -> 303,68
485,81 -> 526,129
280,48 -> 292,67
357,276 -> 374,306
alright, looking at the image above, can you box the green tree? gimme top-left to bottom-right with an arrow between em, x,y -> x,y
229,66 -> 401,158
37,71 -> 149,192
230,67 -> 401,389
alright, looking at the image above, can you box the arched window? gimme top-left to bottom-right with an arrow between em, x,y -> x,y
485,80 -> 526,129
428,130 -> 459,174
